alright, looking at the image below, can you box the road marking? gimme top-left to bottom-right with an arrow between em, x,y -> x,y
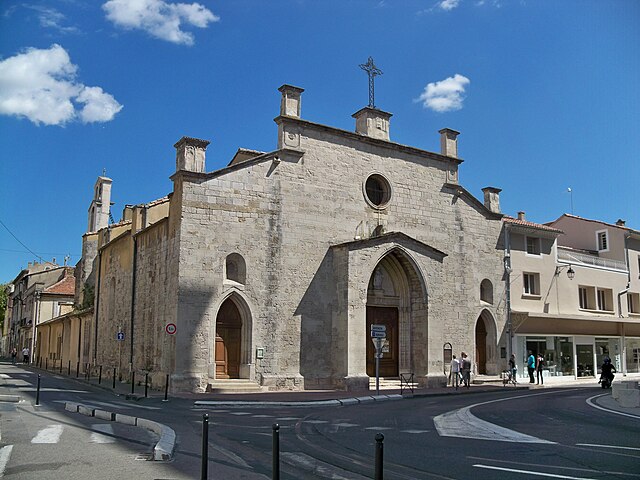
585,394 -> 640,420
0,445 -> 13,477
32,424 -> 64,443
473,464 -> 597,479
282,452 -> 369,480
401,429 -> 430,434
302,420 -> 328,424
90,424 -> 115,444
434,390 -> 567,443
364,426 -> 392,430
332,423 -> 359,428
252,414 -> 274,418
230,412 -> 252,416
209,443 -> 253,469
576,443 -> 640,452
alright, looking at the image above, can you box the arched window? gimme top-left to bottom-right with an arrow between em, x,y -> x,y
480,279 -> 493,304
225,253 -> 246,285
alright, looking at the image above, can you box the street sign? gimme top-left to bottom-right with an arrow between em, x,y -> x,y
370,324 -> 386,332
116,331 -> 125,341
165,323 -> 177,335
371,330 -> 386,338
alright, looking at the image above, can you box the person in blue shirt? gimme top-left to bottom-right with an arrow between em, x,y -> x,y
527,351 -> 536,384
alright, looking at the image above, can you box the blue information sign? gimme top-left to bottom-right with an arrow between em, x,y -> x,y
117,331 -> 125,341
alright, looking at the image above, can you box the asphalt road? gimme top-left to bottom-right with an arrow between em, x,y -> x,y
1,363 -> 639,479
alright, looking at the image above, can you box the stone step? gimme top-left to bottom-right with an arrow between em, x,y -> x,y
206,379 -> 265,394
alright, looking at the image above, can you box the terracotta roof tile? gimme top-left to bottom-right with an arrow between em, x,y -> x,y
44,274 -> 75,296
503,216 -> 563,234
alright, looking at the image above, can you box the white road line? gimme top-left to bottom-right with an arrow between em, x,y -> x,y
473,464 -> 597,479
31,424 -> 64,444
0,445 -> 13,477
401,429 -> 430,434
576,443 -> 640,452
585,394 -> 640,420
90,424 -> 115,444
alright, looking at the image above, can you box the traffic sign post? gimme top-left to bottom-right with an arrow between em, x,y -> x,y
371,336 -> 385,396
165,323 -> 177,335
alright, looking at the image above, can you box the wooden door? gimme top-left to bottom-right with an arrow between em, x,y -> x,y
366,306 -> 399,377
215,300 -> 242,379
476,319 -> 487,374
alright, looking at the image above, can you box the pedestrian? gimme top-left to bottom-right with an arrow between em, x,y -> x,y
536,353 -> 545,385
22,346 -> 30,364
508,353 -> 517,383
461,352 -> 471,388
10,347 -> 17,365
450,354 -> 460,389
527,350 -> 535,383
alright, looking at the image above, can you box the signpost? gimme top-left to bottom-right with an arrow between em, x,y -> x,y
165,323 -> 177,335
370,325 -> 386,396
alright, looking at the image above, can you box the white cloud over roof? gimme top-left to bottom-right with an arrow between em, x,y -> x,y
103,0 -> 219,46
415,74 -> 470,113
0,44 -> 123,126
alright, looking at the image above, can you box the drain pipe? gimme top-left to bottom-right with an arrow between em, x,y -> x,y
504,223 -> 513,363
129,235 -> 138,371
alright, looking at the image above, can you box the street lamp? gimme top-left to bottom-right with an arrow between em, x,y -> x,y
555,264 -> 575,280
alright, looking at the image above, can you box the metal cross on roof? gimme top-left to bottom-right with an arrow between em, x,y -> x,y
359,56 -> 383,108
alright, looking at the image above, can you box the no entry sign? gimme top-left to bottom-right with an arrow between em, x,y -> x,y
165,323 -> 177,335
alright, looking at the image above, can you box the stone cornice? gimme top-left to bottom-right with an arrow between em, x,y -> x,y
274,115 -> 464,166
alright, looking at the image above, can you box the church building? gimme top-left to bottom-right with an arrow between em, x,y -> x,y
80,84 -> 508,393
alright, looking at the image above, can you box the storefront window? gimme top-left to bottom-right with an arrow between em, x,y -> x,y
625,338 -> 640,374
576,343 -> 594,377
595,338 -> 621,374
556,337 -> 574,376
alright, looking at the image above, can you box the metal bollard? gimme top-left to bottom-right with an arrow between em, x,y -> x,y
76,362 -> 80,378
45,358 -> 48,370
99,365 -> 103,384
35,374 -> 41,406
144,373 -> 149,397
113,368 -> 116,389
272,423 -> 280,480
68,360 -> 71,375
374,433 -> 384,480
59,359 -> 63,374
201,414 -> 209,480
131,371 -> 135,395
163,374 -> 169,402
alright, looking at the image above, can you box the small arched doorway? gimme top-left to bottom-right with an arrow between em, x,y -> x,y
475,318 -> 488,374
215,298 -> 242,379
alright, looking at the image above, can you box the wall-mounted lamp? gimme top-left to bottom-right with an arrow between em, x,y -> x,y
555,264 -> 575,280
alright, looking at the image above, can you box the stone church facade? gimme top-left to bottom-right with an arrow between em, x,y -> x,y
85,85 -> 507,393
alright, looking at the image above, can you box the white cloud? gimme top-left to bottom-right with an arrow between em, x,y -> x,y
415,74 -> 471,113
438,0 -> 461,10
0,44 -> 123,126
102,0 -> 219,46
26,5 -> 80,34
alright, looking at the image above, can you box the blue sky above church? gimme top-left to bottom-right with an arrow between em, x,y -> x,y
1,0 -> 638,282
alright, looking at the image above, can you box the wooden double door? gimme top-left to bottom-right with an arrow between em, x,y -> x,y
366,306 -> 399,377
215,300 -> 242,379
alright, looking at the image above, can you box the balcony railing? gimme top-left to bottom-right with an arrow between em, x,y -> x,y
558,247 -> 627,272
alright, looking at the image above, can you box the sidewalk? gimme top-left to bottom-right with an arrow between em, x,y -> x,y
2,361 -> 639,415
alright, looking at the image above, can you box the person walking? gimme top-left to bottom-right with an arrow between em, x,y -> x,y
450,355 -> 460,390
10,347 -> 17,365
536,353 -> 545,385
508,353 -> 517,383
461,352 -> 471,388
527,350 -> 536,383
22,347 -> 30,364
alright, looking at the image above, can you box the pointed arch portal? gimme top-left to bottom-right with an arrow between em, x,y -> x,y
365,248 -> 428,378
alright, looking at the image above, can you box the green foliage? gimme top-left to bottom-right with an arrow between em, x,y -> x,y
0,283 -> 7,329
80,283 -> 95,310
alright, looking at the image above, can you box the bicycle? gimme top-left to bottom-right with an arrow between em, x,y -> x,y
502,369 -> 517,386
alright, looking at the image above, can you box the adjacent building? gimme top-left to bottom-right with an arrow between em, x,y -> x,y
506,213 -> 640,380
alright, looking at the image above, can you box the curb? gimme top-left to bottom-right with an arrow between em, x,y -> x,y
64,401 -> 175,461
194,393 -> 405,408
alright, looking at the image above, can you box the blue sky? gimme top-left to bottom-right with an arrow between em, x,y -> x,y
1,0 -> 639,283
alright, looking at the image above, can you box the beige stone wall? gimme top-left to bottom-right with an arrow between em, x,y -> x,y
172,119 -> 505,391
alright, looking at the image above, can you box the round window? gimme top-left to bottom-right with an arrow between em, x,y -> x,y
364,174 -> 391,208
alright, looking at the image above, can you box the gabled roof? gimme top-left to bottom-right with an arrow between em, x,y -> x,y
548,213 -> 639,236
503,216 -> 563,234
43,271 -> 75,296
331,231 -> 447,261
